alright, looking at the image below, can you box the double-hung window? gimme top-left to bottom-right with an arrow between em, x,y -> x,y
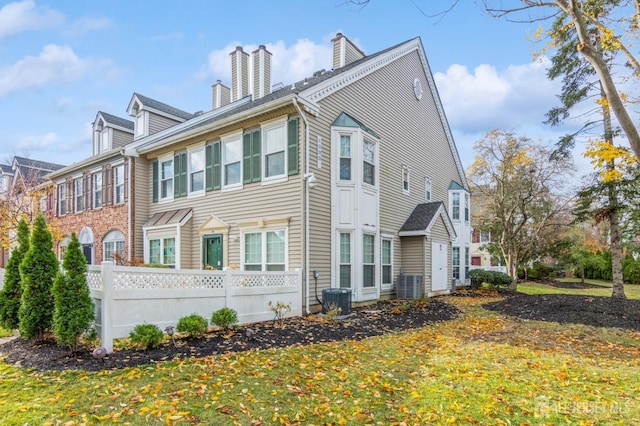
452,247 -> 460,280
339,233 -> 352,288
58,183 -> 66,216
363,234 -> 375,288
339,135 -> 351,181
149,237 -> 175,268
425,177 -> 432,201
363,140 -> 375,186
381,238 -> 392,287
93,172 -> 102,208
103,230 -> 125,264
464,193 -> 470,222
243,229 -> 287,271
160,159 -> 173,200
188,147 -> 205,194
223,137 -> 242,188
100,128 -> 110,153
452,192 -> 460,220
263,122 -> 286,179
74,178 -> 83,212
114,165 -> 125,204
402,165 -> 410,193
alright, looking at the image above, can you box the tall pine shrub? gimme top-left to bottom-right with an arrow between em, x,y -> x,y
18,214 -> 58,340
0,219 -> 30,330
53,233 -> 95,352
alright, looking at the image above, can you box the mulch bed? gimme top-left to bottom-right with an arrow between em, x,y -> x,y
484,293 -> 640,331
0,299 -> 460,372
545,280 -> 607,289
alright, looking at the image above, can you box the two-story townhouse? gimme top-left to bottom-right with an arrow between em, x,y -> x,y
47,102 -> 194,265
0,156 -> 64,267
124,34 -> 470,311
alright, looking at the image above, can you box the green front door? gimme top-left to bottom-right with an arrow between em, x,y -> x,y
203,234 -> 223,270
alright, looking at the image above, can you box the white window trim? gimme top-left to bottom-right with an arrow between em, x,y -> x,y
335,130 -> 355,185
57,182 -> 67,216
362,232 -> 377,290
362,139 -> 376,188
381,235 -> 394,289
100,128 -> 111,153
113,164 -> 125,205
74,177 -> 84,213
240,226 -> 289,271
103,230 -> 125,263
158,154 -> 174,203
402,165 -> 410,195
261,117 -> 288,184
187,145 -> 206,197
425,176 -> 432,201
135,111 -> 148,138
450,191 -> 461,221
338,230 -> 353,289
221,131 -> 243,192
92,171 -> 103,209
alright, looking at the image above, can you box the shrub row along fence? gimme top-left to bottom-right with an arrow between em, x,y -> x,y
1,264 -> 302,352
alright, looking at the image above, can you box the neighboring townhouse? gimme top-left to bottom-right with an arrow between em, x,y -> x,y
115,34 -> 471,310
47,102 -> 194,265
0,156 -> 64,267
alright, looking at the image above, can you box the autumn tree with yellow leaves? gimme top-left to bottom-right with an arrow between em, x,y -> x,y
468,130 -> 574,287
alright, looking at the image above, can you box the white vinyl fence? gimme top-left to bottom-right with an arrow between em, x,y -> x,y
88,262 -> 302,352
0,265 -> 301,351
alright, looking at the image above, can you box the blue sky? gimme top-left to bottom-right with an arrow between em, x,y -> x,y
0,0 -> 589,172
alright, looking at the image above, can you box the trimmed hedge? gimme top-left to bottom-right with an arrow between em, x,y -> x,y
469,269 -> 513,289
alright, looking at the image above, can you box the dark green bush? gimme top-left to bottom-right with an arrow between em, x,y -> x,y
52,233 -> 95,352
211,307 -> 238,332
468,269 -> 512,288
0,219 -> 30,330
176,314 -> 209,338
129,323 -> 164,349
622,255 -> 640,284
18,214 -> 58,340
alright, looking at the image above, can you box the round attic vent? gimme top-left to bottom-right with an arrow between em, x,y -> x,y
413,78 -> 423,100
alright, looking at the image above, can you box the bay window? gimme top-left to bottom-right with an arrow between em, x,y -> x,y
339,233 -> 352,288
149,237 -> 175,268
363,234 -> 375,288
339,135 -> 351,181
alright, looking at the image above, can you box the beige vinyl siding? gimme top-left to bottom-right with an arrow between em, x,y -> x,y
181,217 -> 193,268
148,113 -> 181,136
306,49 -> 463,296
400,236 -> 425,277
132,157 -> 150,260
112,129 -> 133,149
144,108 -> 303,271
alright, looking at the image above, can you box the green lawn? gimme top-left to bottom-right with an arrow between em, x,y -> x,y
518,278 -> 640,299
0,327 -> 13,338
1,295 -> 639,425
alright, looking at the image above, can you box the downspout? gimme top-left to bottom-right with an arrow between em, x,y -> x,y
127,156 -> 132,264
293,97 -> 311,315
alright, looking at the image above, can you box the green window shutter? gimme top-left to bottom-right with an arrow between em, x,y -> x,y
212,141 -> 221,190
243,132 -> 252,184
173,153 -> 181,197
288,117 -> 299,175
179,152 -> 188,197
152,160 -> 158,202
251,129 -> 261,182
205,143 -> 213,191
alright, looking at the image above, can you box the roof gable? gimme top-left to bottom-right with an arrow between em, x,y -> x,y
95,111 -> 134,132
399,202 -> 456,240
127,93 -> 194,122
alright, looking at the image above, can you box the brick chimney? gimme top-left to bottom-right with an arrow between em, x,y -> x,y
252,45 -> 272,101
212,79 -> 231,110
332,33 -> 365,70
230,46 -> 249,101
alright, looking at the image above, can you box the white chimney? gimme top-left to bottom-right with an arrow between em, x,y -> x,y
252,45 -> 272,101
212,79 -> 231,110
230,46 -> 249,101
332,32 -> 365,70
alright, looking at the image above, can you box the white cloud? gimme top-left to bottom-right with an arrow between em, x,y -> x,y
435,57 -> 560,134
0,0 -> 64,40
0,44 -> 91,97
17,132 -> 58,150
66,16 -> 111,36
198,38 -> 333,89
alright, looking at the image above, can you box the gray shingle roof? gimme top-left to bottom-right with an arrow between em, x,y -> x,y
99,111 -> 134,130
0,164 -> 12,174
133,93 -> 195,121
13,156 -> 65,183
400,202 -> 445,233
156,38 -> 415,138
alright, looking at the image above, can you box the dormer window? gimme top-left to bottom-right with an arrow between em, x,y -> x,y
136,111 -> 146,137
100,127 -> 110,152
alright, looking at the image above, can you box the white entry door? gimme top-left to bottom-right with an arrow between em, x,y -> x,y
431,241 -> 448,291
